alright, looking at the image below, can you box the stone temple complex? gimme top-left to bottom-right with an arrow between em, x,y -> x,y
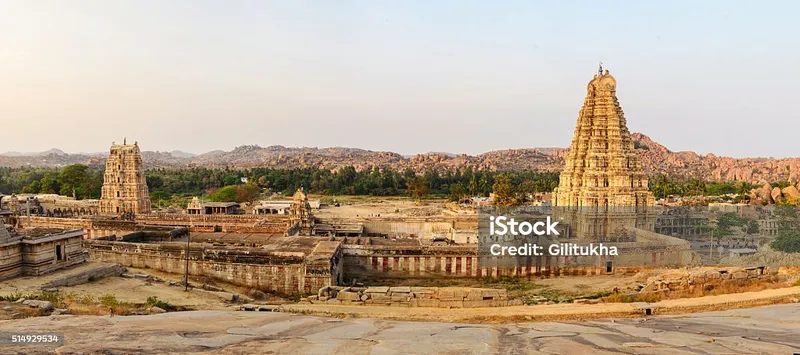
553,66 -> 655,239
99,140 -> 152,215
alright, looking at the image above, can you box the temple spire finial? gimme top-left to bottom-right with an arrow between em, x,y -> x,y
598,62 -> 604,76
123,137 -> 127,145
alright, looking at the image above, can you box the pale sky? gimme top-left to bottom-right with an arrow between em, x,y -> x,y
1,1 -> 798,157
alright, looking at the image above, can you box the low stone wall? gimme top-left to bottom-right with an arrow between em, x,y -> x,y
137,214 -> 289,234
640,266 -> 784,293
305,286 -> 521,308
39,264 -> 127,289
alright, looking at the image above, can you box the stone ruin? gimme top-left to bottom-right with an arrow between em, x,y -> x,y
638,266 -> 782,294
306,286 -> 522,308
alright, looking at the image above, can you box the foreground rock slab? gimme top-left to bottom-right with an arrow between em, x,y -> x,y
1,304 -> 799,354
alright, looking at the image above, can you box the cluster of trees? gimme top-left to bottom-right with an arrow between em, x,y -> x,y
208,184 -> 261,203
489,173 -> 559,206
649,174 -> 757,199
771,206 -> 800,253
0,165 -> 103,199
705,212 -> 759,247
0,165 -> 559,202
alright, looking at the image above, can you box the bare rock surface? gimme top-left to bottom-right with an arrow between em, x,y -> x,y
1,304 -> 799,354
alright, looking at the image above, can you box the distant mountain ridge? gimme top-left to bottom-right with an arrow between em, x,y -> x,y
3,134 -> 800,184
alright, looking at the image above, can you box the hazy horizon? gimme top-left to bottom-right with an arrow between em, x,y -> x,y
2,1 -> 799,158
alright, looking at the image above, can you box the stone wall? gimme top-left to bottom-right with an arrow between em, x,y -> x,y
320,217 -> 478,243
307,286 -> 521,308
640,266 -> 783,294
137,214 -> 289,234
0,242 -> 22,280
20,217 -> 135,240
83,240 -> 340,295
341,245 -> 632,281
40,263 -> 126,289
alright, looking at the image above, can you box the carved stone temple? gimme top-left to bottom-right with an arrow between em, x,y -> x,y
289,187 -> 314,235
99,140 -> 152,215
552,67 -> 655,240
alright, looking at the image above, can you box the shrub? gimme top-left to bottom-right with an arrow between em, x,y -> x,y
146,296 -> 176,311
99,294 -> 119,307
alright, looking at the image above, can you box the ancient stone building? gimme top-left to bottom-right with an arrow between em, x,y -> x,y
99,140 -> 152,215
553,67 -> 655,239
0,227 -> 88,280
289,187 -> 314,234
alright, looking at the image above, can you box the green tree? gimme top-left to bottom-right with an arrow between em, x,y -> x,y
59,164 -> 89,199
38,174 -> 60,194
771,206 -> 800,253
406,176 -> 429,201
235,184 -> 261,203
210,186 -> 238,202
448,182 -> 466,202
492,174 -> 516,206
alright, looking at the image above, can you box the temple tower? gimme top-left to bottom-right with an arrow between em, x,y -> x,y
553,67 -> 655,239
99,140 -> 152,215
289,187 -> 314,234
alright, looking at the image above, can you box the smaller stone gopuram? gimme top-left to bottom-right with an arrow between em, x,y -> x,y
99,140 -> 152,215
289,187 -> 314,235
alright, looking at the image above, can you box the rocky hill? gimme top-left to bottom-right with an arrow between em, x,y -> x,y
3,134 -> 800,184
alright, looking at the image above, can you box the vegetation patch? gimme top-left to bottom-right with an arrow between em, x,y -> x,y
0,291 -> 189,317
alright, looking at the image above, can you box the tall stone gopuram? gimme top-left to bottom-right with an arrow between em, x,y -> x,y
99,140 -> 152,215
553,66 -> 655,239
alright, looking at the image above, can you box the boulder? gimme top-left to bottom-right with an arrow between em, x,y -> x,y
247,289 -> 268,300
771,187 -> 783,203
337,291 -> 361,301
755,184 -> 773,203
149,306 -> 166,314
51,308 -> 70,316
22,300 -> 54,312
782,186 -> 800,200
2,306 -> 12,312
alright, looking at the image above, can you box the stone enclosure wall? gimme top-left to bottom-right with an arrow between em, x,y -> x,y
83,240 -> 339,295
137,214 -> 289,234
341,245 -> 651,282
21,217 -> 136,240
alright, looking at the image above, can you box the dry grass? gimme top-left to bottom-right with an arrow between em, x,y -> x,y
0,302 -> 41,320
2,291 -> 182,317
